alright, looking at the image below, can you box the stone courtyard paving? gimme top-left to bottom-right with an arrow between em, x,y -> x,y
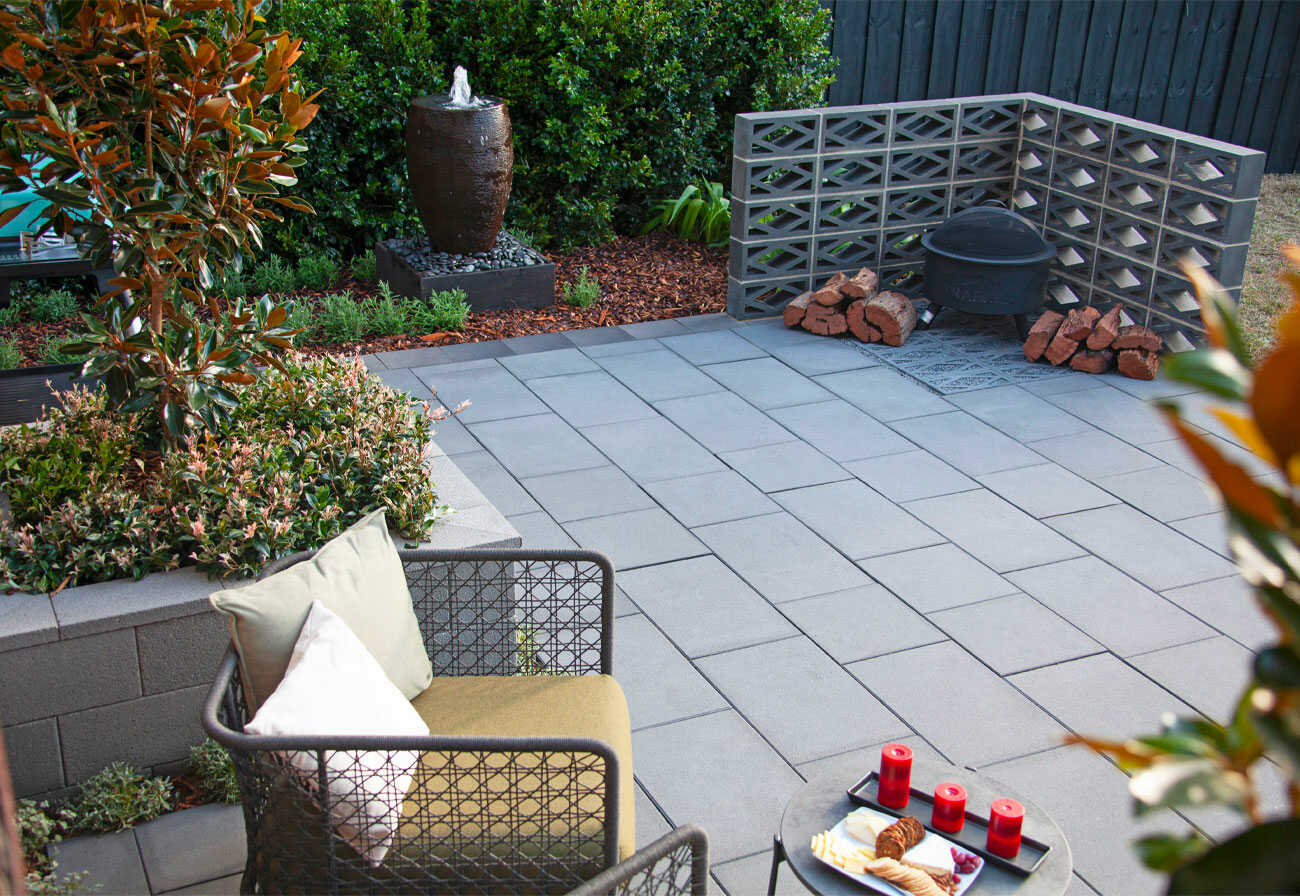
65,312 -> 1278,895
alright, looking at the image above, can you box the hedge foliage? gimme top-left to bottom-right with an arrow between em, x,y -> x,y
266,0 -> 833,254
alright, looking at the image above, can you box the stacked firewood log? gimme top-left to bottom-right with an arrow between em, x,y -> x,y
1022,304 -> 1162,380
784,267 -> 917,346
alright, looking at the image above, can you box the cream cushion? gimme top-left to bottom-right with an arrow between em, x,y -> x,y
210,509 -> 433,709
245,600 -> 430,865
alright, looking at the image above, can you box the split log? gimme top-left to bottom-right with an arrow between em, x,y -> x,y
1113,325 -> 1162,352
783,290 -> 815,328
840,267 -> 880,300
846,299 -> 882,342
1023,310 -> 1065,362
1059,306 -> 1101,342
1043,328 -> 1080,366
802,302 -> 833,335
1118,348 -> 1160,380
1069,348 -> 1114,374
1086,305 -> 1122,350
864,290 -> 917,346
813,271 -> 850,306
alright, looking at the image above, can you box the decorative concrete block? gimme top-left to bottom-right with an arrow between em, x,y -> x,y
4,718 -> 63,794
51,830 -> 149,895
136,611 -> 231,695
0,628 -> 140,725
59,685 -> 209,783
135,804 -> 245,893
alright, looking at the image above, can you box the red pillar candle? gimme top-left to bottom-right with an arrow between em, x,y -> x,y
877,743 -> 913,809
931,782 -> 967,833
986,798 -> 1024,858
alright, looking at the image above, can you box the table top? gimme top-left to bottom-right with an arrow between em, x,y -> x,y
778,757 -> 1073,896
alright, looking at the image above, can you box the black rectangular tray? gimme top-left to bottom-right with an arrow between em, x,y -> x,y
847,771 -> 1050,876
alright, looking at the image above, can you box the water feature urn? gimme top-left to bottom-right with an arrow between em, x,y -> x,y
406,67 -> 513,254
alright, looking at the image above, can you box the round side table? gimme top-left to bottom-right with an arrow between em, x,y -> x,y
769,758 -> 1073,895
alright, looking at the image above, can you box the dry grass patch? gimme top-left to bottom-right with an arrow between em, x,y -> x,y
1240,173 -> 1300,359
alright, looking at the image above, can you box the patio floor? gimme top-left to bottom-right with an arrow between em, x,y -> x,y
61,311 -> 1276,895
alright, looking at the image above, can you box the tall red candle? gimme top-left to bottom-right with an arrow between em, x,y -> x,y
877,743 -> 913,809
931,782 -> 966,833
987,798 -> 1024,858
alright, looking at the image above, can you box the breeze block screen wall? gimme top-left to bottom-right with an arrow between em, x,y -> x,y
728,93 -> 1265,348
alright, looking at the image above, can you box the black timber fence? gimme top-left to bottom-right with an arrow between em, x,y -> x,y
821,0 -> 1300,173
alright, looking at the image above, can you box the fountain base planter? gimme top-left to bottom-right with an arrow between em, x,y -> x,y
377,233 -> 555,311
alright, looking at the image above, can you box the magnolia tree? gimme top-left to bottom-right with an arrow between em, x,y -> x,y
0,0 -> 318,441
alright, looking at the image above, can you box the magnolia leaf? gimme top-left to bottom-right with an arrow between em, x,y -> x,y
1208,407 -> 1277,465
1135,833 -> 1210,874
1160,348 -> 1250,402
1161,411 -> 1280,526
1249,344 -> 1300,472
1182,260 -> 1250,363
1254,646 -> 1300,689
1168,820 -> 1300,894
1129,758 -> 1249,815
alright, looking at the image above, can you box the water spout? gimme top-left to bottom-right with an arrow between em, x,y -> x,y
448,65 -> 488,108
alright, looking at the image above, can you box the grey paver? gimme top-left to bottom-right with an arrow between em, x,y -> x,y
768,399 -> 914,462
621,318 -> 688,339
564,326 -> 635,348
634,782 -> 674,847
780,584 -> 945,663
563,507 -> 707,571
1011,652 -> 1196,741
1099,371 -> 1200,400
578,337 -> 663,358
1045,384 -> 1174,445
596,348 -> 725,401
631,710 -> 804,863
361,353 -> 386,370
642,470 -> 779,528
136,804 -> 244,894
659,330 -> 768,365
714,850 -> 808,896
1161,576 -> 1273,650
656,391 -> 796,453
438,340 -> 514,363
619,556 -> 796,657
1020,373 -> 1105,397
1129,636 -> 1255,720
375,345 -> 446,369
766,340 -> 878,376
735,317 -> 826,350
795,734 -> 946,783
986,746 -> 1190,896
702,357 -> 832,409
1144,432 -> 1273,480
859,543 -> 1017,613
976,463 -> 1118,518
581,417 -> 724,483
447,450 -> 541,516
928,594 -> 1103,675
1047,504 -> 1236,590
844,450 -> 977,503
164,873 -> 242,894
720,441 -> 851,493
615,615 -> 728,730
499,331 -> 574,355
1094,464 -> 1217,522
499,347 -> 598,380
949,384 -> 1095,442
694,512 -> 871,603
679,312 -> 741,332
468,413 -> 605,478
773,480 -> 942,559
429,413 -> 481,455
905,489 -> 1085,572
891,411 -> 1046,475
1170,513 -> 1231,558
526,370 -> 656,427
506,511 -> 578,549
849,641 -> 1067,765
374,367 -> 428,396
51,830 -> 149,896
414,365 -> 547,423
698,636 -> 907,764
815,367 -> 953,420
1008,556 -> 1214,656
520,465 -> 653,522
1028,429 -> 1164,478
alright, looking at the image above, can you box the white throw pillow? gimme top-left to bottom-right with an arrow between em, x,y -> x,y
244,600 -> 429,865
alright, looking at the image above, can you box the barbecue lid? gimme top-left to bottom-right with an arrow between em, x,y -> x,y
922,203 -> 1055,264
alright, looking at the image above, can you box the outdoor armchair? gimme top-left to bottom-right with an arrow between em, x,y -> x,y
203,547 -> 667,895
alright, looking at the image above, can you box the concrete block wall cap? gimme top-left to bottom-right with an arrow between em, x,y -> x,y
52,565 -> 240,639
135,803 -> 246,893
0,591 -> 59,651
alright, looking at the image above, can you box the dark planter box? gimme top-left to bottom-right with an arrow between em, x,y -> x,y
376,240 -> 555,311
0,362 -> 84,426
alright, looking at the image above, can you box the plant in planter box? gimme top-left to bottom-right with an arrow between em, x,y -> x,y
1072,247 -> 1300,893
0,0 -> 319,442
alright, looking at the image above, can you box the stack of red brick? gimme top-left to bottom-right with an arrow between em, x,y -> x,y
784,267 -> 918,347
1022,305 -> 1162,380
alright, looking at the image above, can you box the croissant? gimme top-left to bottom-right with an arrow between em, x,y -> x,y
874,815 -> 925,860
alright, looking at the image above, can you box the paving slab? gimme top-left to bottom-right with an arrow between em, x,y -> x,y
768,399 -> 914,462
656,391 -> 798,453
631,710 -> 805,863
634,782 -> 674,847
375,345 -> 447,368
1170,513 -> 1231,558
780,584 -> 945,663
615,614 -> 728,730
526,370 -> 657,427
1129,636 -> 1255,720
948,385 -> 1095,442
735,317 -> 827,350
859,543 -> 1017,613
468,413 -> 606,478
1161,576 -> 1273,650
163,873 -> 242,894
505,511 -> 578,550
795,734 -> 947,783
1027,429 -> 1164,478
891,411 -> 1047,475
713,850 -> 808,896
136,804 -> 244,894
595,348 -> 725,401
720,441 -> 851,493
1019,373 -> 1105,397
1098,371 -> 1199,400
1047,504 -> 1237,590
413,365 -> 546,423
904,489 -> 1086,572
579,336 -> 662,357
843,450 -> 977,503
1045,384 -> 1174,445
1008,557 -> 1214,656
580,416 -> 724,483
499,331 -> 574,355
446,450 -> 541,516
429,413 -> 481,455
1093,464 -> 1217,522
849,641 -> 1067,766
766,340 -> 878,375
498,347 -> 598,380
563,507 -> 707,571
702,357 -> 833,410
519,465 -> 653,522
678,312 -> 742,332
928,594 -> 1103,675
697,636 -> 907,764
564,326 -> 635,348
694,512 -> 871,603
621,318 -> 689,339
642,469 -> 779,528
51,830 -> 149,895
438,340 -> 514,363
1144,432 -> 1274,480
659,330 -> 768,365
618,556 -> 797,657
375,366 -> 429,396
975,463 -> 1118,518
772,480 -> 942,559
815,367 -> 953,420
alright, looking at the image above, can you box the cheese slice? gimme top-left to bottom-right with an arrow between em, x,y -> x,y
845,808 -> 891,847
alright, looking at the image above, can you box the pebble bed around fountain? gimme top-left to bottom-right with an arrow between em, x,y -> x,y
385,230 -> 547,275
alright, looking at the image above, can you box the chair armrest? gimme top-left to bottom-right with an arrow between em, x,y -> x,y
566,826 -> 709,896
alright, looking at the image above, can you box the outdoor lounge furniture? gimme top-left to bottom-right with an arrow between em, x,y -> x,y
203,547 -> 707,895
